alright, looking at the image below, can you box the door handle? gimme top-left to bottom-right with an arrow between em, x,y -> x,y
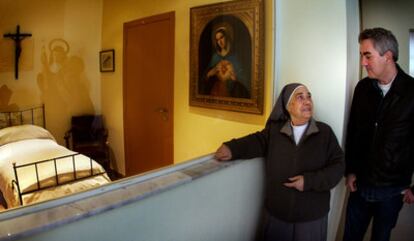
155,107 -> 168,121
155,108 -> 168,113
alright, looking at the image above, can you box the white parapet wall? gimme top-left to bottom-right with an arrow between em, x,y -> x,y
0,154 -> 346,241
0,156 -> 265,241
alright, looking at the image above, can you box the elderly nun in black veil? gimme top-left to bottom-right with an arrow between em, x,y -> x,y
215,83 -> 344,241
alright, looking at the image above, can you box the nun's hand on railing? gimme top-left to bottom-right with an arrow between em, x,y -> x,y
214,144 -> 232,161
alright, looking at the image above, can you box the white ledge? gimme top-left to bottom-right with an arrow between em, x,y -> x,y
0,154 -> 246,241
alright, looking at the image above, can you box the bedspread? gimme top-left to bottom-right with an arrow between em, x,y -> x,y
0,125 -> 110,208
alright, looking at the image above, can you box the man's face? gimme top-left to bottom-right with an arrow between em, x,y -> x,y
359,39 -> 388,79
287,86 -> 313,125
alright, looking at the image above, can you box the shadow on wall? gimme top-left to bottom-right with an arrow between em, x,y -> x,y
0,85 -> 19,128
37,38 -> 94,144
0,85 -> 18,111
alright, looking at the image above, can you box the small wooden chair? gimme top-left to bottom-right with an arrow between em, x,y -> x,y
65,115 -> 109,171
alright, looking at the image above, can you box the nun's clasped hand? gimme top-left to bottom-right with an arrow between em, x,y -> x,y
283,175 -> 304,192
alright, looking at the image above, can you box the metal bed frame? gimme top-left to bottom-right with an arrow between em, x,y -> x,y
12,154 -> 106,205
0,104 -> 46,129
0,105 -> 106,206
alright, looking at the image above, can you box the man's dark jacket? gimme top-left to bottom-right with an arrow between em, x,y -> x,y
345,65 -> 414,190
225,119 -> 344,222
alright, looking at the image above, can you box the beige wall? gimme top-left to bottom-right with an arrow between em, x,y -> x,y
101,0 -> 274,174
0,0 -> 102,144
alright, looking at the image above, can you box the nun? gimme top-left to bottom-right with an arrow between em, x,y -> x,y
215,83 -> 344,241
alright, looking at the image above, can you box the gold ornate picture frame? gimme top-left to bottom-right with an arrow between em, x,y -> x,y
189,0 -> 264,114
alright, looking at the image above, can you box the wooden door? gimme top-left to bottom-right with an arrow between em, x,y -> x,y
123,12 -> 174,176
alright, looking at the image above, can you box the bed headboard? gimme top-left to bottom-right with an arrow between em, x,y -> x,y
0,104 -> 45,129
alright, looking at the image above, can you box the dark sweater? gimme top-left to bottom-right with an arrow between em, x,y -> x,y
225,119 -> 344,222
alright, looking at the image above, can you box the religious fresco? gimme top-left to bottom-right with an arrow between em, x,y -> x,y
36,38 -> 95,144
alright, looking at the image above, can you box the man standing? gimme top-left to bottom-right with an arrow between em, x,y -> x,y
343,27 -> 414,241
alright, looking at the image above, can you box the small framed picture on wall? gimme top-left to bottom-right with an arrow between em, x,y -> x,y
100,49 -> 115,72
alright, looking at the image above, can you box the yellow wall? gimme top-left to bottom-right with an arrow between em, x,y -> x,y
102,0 -> 274,174
0,0 -> 273,176
0,0 -> 102,144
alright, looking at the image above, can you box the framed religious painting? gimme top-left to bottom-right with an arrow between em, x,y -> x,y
189,0 -> 264,114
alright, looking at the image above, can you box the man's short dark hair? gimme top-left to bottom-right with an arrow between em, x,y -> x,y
359,27 -> 399,62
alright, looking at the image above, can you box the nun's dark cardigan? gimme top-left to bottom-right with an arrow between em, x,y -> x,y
225,118 -> 344,222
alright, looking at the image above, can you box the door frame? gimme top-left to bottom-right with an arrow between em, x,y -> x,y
123,12 -> 175,176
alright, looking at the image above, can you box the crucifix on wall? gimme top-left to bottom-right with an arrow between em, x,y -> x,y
3,25 -> 32,80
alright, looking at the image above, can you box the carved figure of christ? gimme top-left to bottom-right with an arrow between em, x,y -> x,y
3,25 -> 32,79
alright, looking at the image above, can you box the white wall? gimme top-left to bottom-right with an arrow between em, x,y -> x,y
275,0 -> 348,137
410,31 -> 414,76
274,0 -> 360,240
361,0 -> 414,74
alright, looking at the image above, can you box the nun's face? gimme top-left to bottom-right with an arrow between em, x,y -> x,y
287,86 -> 313,125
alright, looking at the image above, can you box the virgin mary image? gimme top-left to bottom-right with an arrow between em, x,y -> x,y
198,19 -> 251,98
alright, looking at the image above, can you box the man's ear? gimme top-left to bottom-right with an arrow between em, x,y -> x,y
384,50 -> 394,62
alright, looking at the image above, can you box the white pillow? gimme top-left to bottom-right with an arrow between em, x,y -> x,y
0,125 -> 56,146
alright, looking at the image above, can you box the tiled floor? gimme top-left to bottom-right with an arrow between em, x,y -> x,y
362,203 -> 414,241
390,204 -> 414,241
